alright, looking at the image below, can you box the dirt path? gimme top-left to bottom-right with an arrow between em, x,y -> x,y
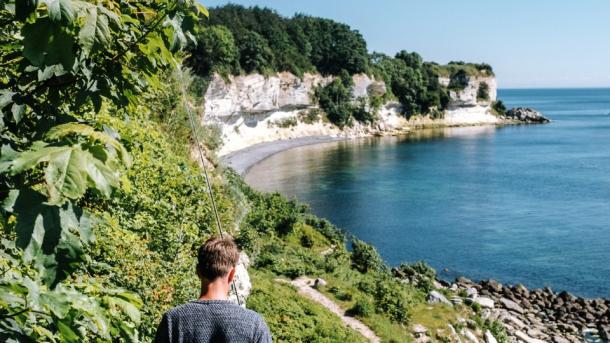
286,277 -> 381,343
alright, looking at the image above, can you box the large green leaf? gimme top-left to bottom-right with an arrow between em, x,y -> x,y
44,0 -> 74,24
78,6 -> 111,55
4,142 -> 119,203
46,122 -> 131,165
22,18 -> 75,69
2,189 -> 93,286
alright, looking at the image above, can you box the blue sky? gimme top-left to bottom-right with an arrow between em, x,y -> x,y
202,0 -> 610,89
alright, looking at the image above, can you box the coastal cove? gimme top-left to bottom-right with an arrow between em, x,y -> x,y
240,88 -> 610,299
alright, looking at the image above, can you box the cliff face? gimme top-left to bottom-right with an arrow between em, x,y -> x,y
203,72 -> 500,156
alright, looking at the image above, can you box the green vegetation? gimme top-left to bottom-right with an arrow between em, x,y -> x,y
248,270 -> 367,342
0,1 -> 206,341
185,5 -> 497,120
369,51 -> 450,117
187,5 -> 369,77
492,100 -> 508,116
449,69 -> 470,91
477,82 -> 490,101
431,61 -> 495,78
314,71 -> 355,127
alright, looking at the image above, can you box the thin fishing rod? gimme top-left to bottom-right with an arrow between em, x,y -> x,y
179,70 -> 242,306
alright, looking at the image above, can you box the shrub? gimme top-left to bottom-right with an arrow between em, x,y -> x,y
270,117 -> 298,128
477,82 -> 490,101
300,232 -> 314,248
374,283 -> 411,324
315,70 -> 354,127
492,100 -> 507,116
348,299 -> 374,317
449,69 -> 469,90
351,239 -> 385,273
352,97 -> 377,123
397,261 -> 436,292
298,109 -> 321,124
483,320 -> 509,343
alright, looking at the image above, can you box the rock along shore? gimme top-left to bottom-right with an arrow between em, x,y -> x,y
435,276 -> 609,343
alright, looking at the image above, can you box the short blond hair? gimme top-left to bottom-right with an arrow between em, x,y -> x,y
197,236 -> 240,280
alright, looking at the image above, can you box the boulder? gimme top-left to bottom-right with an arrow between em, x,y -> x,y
475,297 -> 495,309
484,330 -> 498,343
313,278 -> 327,288
552,335 -> 570,343
515,330 -> 546,343
483,279 -> 503,293
466,287 -> 479,298
461,328 -> 480,343
505,107 -> 550,123
500,297 -> 525,314
598,324 -> 610,341
428,291 -> 452,306
412,324 -> 428,336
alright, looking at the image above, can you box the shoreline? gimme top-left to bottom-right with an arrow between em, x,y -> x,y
221,135 -> 349,176
219,121 -> 518,176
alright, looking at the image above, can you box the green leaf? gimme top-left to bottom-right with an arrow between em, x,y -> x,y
40,290 -> 71,318
79,6 -> 111,55
57,320 -> 80,343
195,3 -> 209,17
46,123 -> 131,165
44,0 -> 74,24
106,295 -> 140,324
0,89 -> 15,110
4,140 -> 120,203
11,103 -> 25,123
22,19 -> 75,69
2,189 -> 93,286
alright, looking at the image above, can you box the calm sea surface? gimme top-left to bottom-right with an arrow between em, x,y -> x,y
245,89 -> 610,298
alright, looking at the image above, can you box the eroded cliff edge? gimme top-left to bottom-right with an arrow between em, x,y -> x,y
202,72 -> 504,156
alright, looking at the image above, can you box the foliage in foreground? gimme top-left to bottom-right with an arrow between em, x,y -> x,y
0,0 -> 206,341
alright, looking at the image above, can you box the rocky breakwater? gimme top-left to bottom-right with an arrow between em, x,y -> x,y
505,108 -> 550,124
444,277 -> 609,343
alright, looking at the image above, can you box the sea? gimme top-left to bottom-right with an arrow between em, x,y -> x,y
245,88 -> 610,298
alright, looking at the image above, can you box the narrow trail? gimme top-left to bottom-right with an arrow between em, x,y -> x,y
285,277 -> 381,343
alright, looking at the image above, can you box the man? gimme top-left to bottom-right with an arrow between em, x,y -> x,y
155,237 -> 272,343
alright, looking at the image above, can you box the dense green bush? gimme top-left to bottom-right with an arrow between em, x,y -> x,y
370,51 -> 449,117
449,69 -> 469,90
492,100 -> 507,116
351,239 -> 385,273
348,299 -> 374,317
477,82 -> 490,101
396,261 -> 437,292
314,71 -> 355,127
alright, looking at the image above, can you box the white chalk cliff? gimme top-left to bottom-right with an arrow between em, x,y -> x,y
202,72 -> 501,156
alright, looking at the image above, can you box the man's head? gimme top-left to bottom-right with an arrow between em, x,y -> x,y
196,236 -> 240,285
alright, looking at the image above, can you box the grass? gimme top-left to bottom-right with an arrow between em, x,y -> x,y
247,269 -> 367,342
410,303 -> 469,336
431,63 -> 494,78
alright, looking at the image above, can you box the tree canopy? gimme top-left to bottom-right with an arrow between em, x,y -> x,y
186,4 -> 369,77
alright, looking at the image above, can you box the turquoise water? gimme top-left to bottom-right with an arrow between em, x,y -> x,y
245,89 -> 610,298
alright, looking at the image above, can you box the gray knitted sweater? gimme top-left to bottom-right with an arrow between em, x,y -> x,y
154,300 -> 272,343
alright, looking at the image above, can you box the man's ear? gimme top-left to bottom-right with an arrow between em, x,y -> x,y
227,266 -> 236,284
